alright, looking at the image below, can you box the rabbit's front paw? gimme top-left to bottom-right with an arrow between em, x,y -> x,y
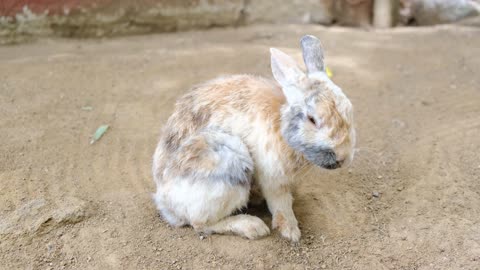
280,223 -> 301,242
272,212 -> 301,242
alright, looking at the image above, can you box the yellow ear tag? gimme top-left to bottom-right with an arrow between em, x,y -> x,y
326,66 -> 333,78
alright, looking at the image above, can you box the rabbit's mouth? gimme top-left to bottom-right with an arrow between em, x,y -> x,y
301,148 -> 342,170
322,159 -> 343,170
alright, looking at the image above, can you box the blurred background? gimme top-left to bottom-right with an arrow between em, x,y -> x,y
1,0 -> 479,43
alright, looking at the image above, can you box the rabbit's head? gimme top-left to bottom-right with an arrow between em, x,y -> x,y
271,35 -> 355,170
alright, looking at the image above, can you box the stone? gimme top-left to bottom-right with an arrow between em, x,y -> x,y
0,197 -> 88,237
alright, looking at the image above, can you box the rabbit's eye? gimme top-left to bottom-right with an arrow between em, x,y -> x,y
307,115 -> 317,126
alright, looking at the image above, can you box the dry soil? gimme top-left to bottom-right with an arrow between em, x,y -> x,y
0,24 -> 479,270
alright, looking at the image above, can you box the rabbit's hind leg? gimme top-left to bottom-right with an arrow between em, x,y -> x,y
158,128 -> 269,239
195,214 -> 270,240
175,177 -> 269,239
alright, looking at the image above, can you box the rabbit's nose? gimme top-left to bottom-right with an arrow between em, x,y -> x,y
323,159 -> 343,170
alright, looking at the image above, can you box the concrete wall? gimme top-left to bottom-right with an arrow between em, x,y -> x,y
0,0 -> 373,44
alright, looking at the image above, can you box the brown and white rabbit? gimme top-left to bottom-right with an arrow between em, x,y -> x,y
152,35 -> 355,242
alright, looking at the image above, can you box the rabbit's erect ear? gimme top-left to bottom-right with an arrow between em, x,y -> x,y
300,35 -> 325,74
270,48 -> 305,104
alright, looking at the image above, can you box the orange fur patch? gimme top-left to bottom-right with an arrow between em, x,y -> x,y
168,135 -> 217,177
274,212 -> 287,231
316,92 -> 350,145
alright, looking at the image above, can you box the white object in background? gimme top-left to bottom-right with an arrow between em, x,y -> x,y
402,0 -> 480,25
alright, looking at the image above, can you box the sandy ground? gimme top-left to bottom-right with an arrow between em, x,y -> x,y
0,24 -> 479,270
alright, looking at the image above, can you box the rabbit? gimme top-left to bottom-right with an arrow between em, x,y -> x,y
152,35 -> 356,242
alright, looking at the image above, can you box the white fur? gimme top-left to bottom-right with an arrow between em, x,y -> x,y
154,177 -> 250,226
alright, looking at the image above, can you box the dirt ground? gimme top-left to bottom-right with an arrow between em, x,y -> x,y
0,23 -> 479,270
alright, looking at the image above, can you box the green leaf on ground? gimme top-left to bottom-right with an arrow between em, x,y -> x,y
90,124 -> 109,144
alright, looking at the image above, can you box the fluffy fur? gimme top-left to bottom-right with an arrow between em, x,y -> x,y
152,35 -> 355,242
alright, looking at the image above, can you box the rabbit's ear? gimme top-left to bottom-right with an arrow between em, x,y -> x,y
270,48 -> 305,104
300,35 -> 325,74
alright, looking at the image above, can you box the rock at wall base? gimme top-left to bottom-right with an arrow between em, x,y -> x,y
0,197 -> 89,238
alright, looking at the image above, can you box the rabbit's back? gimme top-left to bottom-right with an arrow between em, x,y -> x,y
153,75 -> 290,182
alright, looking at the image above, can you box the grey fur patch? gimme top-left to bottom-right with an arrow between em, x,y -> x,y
300,35 -> 325,74
204,130 -> 253,186
164,131 -> 180,152
281,105 -> 338,169
302,146 -> 337,169
191,106 -> 211,126
171,128 -> 253,187
176,92 -> 211,127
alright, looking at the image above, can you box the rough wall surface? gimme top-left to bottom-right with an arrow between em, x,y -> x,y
1,0 -> 376,44
244,0 -> 334,25
0,0 -> 246,43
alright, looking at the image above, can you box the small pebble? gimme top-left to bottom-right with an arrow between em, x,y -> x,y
421,100 -> 430,106
397,186 -> 404,191
372,191 -> 380,198
199,235 -> 206,240
377,175 -> 383,179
